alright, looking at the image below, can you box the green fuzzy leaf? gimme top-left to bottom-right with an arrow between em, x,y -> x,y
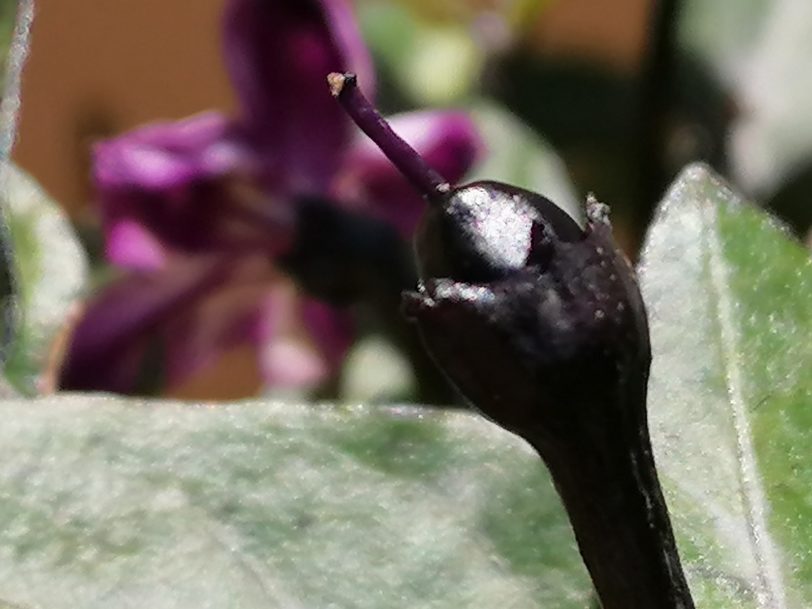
0,397 -> 591,608
1,163 -> 87,394
640,164 -> 812,608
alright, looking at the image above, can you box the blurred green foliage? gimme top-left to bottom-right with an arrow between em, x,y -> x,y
0,164 -> 87,395
361,0 -> 812,245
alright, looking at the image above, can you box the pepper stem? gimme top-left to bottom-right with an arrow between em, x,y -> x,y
328,72 -> 450,205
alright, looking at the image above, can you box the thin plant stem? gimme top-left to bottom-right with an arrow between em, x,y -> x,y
328,72 -> 450,205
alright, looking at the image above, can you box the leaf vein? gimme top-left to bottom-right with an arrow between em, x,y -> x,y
702,201 -> 787,609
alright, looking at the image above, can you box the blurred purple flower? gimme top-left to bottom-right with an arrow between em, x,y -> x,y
59,0 -> 481,395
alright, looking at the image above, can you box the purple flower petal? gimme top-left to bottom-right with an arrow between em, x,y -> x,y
106,219 -> 169,272
333,110 -> 482,236
60,252 -> 355,395
223,0 -> 373,191
94,112 -> 252,192
163,257 -> 287,386
94,113 -> 294,269
255,287 -> 353,388
59,257 -> 232,394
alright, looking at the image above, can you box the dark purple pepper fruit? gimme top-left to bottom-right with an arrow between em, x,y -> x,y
330,72 -> 695,609
415,180 -> 583,283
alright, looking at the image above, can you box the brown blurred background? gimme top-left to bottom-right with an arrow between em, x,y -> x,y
13,0 -> 236,219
